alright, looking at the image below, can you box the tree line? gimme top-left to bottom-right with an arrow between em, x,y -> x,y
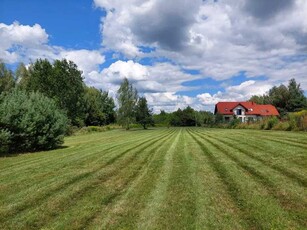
1,58 -> 307,153
0,60 -> 154,154
249,78 -> 307,116
153,106 -> 214,127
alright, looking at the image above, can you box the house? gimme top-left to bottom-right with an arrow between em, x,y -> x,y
214,101 -> 279,122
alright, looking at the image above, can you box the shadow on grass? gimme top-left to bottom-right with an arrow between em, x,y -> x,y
0,145 -> 69,158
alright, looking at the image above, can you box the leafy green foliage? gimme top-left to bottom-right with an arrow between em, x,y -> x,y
0,129 -> 12,154
84,86 -> 115,126
117,78 -> 138,130
154,107 -> 214,127
0,90 -> 68,153
287,79 -> 307,112
25,59 -> 86,126
250,78 -> 307,116
136,97 -> 154,129
0,62 -> 15,94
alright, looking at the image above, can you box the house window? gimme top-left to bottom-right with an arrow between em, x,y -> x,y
237,109 -> 242,115
225,117 -> 230,122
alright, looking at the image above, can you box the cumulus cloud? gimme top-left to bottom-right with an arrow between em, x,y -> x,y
0,22 -> 49,63
95,0 -> 307,85
60,50 -> 105,74
197,80 -> 273,111
243,0 -> 295,20
144,92 -> 196,113
0,22 -> 105,76
87,60 -> 199,93
2,1 -> 307,113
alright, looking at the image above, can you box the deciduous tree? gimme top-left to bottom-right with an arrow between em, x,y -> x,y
117,78 -> 138,130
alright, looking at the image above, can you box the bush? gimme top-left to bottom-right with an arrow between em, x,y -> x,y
264,117 -> 279,130
0,90 -> 68,153
75,125 -> 116,135
228,118 -> 240,128
289,110 -> 307,131
271,121 -> 291,131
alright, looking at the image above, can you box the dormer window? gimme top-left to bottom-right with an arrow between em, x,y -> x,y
237,109 -> 242,115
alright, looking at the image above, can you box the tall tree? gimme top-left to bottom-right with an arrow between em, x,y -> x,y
136,97 -> 153,129
26,59 -> 86,126
286,78 -> 307,112
84,86 -> 106,126
117,78 -> 138,130
249,78 -> 307,116
268,85 -> 289,116
84,86 -> 115,126
101,91 -> 116,124
0,62 -> 15,94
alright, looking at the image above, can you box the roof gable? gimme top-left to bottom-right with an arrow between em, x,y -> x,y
215,101 -> 279,116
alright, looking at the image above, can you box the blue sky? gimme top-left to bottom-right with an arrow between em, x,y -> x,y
1,0 -> 307,112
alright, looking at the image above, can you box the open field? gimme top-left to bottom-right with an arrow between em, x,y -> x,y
0,128 -> 306,229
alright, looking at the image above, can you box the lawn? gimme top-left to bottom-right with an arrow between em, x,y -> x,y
0,128 -> 306,229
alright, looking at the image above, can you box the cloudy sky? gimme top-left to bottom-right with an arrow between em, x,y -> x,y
1,0 -> 307,112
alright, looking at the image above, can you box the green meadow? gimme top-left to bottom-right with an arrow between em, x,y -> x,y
0,128 -> 306,229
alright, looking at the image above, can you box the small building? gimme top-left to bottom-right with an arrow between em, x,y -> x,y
214,101 -> 279,122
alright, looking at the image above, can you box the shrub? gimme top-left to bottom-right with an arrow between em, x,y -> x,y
288,110 -> 307,131
0,90 -> 68,153
264,117 -> 279,130
75,125 -> 116,135
271,121 -> 291,131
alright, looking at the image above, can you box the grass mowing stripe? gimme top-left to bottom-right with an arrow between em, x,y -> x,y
185,128 -> 245,229
0,130 -> 174,224
136,128 -> 182,229
152,128 -> 197,229
0,129 -> 166,176
0,129 -> 172,189
2,130 -> 175,229
199,131 -> 307,188
187,129 -> 267,229
194,130 -> 307,228
0,130 -> 174,208
214,129 -> 307,150
83,129 -> 179,229
42,129 -> 176,230
1,128 -> 306,229
218,133 -> 307,169
0,130 -> 134,170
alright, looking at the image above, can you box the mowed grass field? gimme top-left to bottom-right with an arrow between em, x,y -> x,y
0,128 -> 306,229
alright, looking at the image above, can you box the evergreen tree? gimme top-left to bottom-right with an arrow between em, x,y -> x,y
0,89 -> 68,153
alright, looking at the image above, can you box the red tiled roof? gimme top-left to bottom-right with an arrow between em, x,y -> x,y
215,101 -> 279,116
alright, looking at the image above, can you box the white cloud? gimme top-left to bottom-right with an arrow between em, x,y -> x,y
87,60 -> 198,93
60,50 -> 105,74
144,92 -> 196,113
197,80 -> 273,111
95,0 -> 307,88
0,22 -> 105,78
2,1 -> 307,113
0,22 -> 49,63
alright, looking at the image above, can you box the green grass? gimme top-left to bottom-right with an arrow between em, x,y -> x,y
0,128 -> 306,229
